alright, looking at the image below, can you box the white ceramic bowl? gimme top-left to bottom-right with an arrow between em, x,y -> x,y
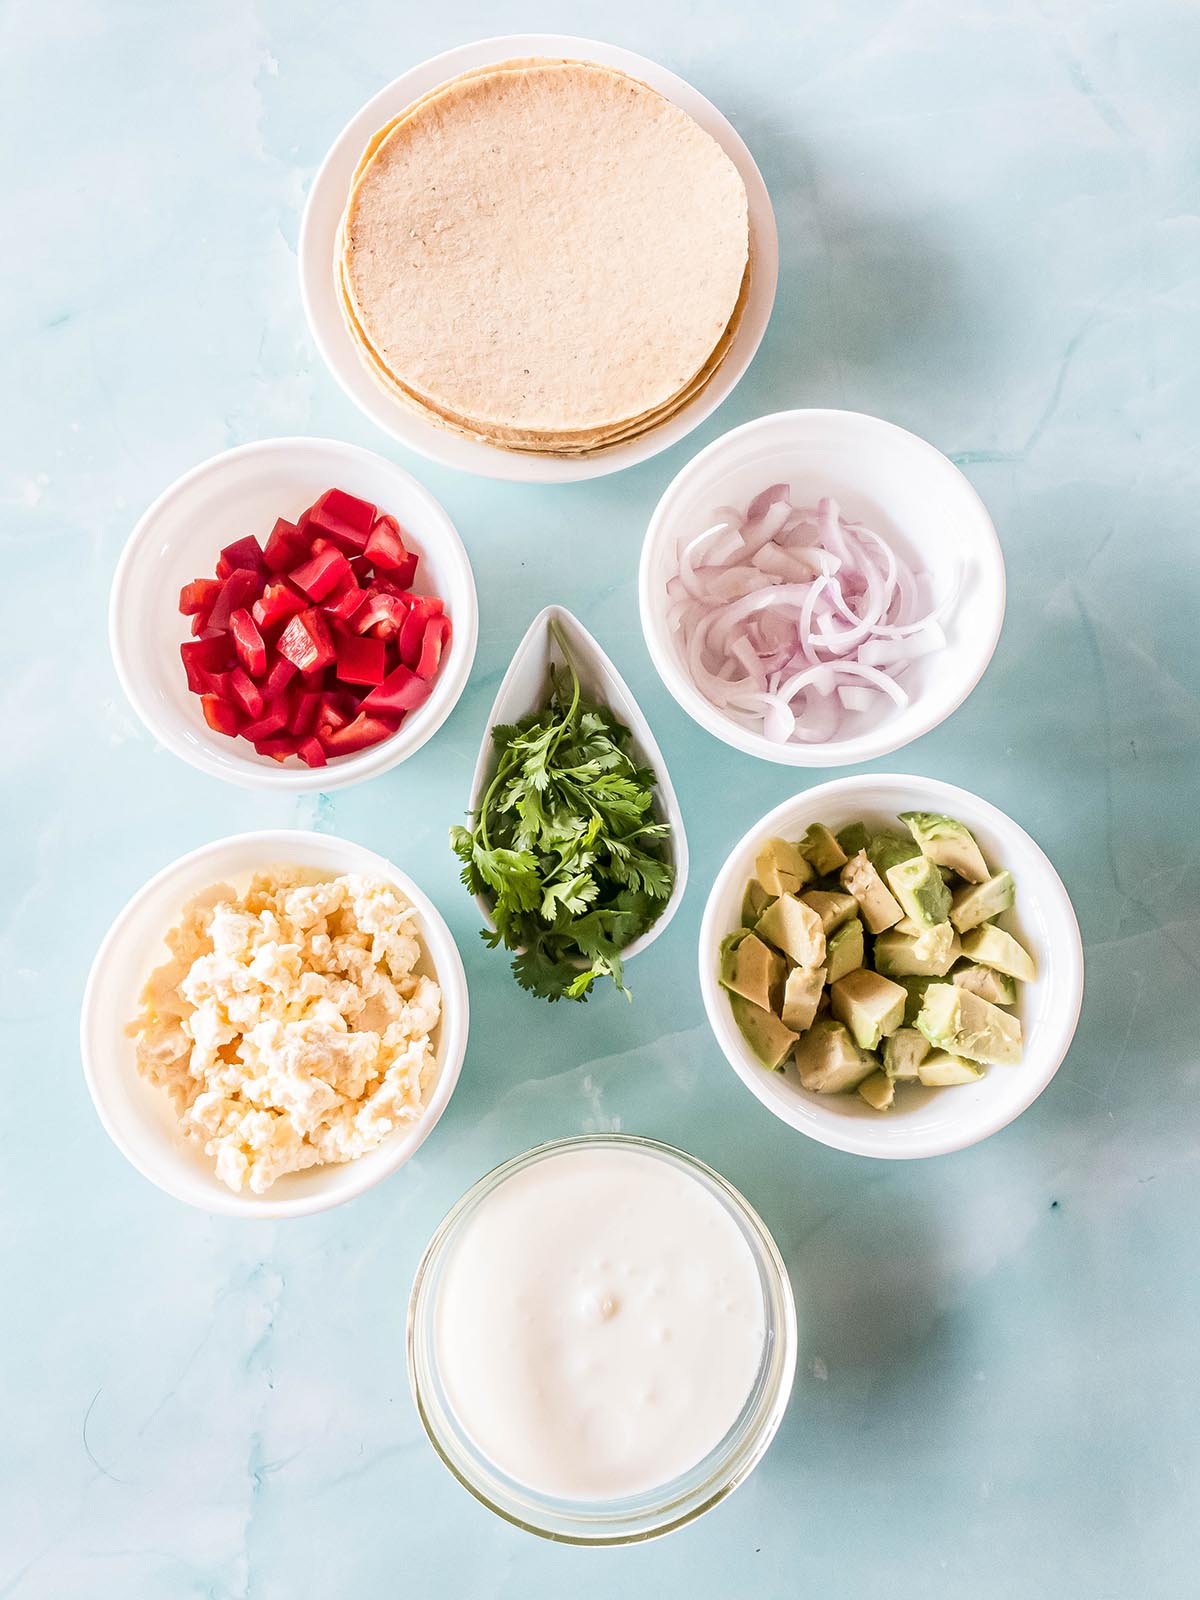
465,606 -> 688,962
110,438 -> 478,792
699,775 -> 1083,1159
80,830 -> 470,1218
298,33 -> 777,484
640,410 -> 1006,766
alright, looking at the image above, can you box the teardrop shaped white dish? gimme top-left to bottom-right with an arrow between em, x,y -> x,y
466,605 -> 688,964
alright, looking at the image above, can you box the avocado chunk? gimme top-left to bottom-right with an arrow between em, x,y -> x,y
793,1019 -> 877,1094
950,870 -> 1015,933
800,890 -> 859,935
840,850 -> 903,934
825,917 -> 864,984
756,894 -> 826,968
836,821 -> 869,857
916,983 -> 1022,1066
900,811 -> 990,884
960,924 -> 1037,983
719,931 -> 784,1012
781,965 -> 827,1033
858,1071 -> 895,1110
885,855 -> 951,930
754,837 -> 814,897
866,831 -> 921,877
883,1027 -> 931,1079
741,878 -> 775,928
730,994 -> 798,1070
799,823 -> 847,875
952,962 -> 1017,1005
873,921 -> 961,978
917,1051 -> 986,1087
830,967 -> 907,1050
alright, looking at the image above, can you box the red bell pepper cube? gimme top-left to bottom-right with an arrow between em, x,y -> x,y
263,517 -> 304,575
216,535 -> 266,580
207,567 -> 262,632
252,582 -> 306,634
227,667 -> 264,720
352,588 -> 410,637
306,487 -> 376,554
229,609 -> 267,678
200,695 -> 241,737
324,579 -> 367,623
239,701 -> 290,741
277,608 -> 335,674
397,594 -> 444,668
361,663 -> 434,718
286,686 -> 324,737
318,710 -> 398,757
290,546 -> 353,602
181,636 -> 233,691
364,513 -> 413,572
261,654 -> 298,699
179,577 -> 221,616
254,732 -> 305,762
334,630 -> 388,686
297,736 -> 327,768
415,612 -> 452,679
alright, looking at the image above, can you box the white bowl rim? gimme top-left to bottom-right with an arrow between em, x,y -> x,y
639,407 -> 1007,767
109,435 -> 479,793
297,32 -> 779,485
698,773 -> 1084,1159
80,828 -> 470,1217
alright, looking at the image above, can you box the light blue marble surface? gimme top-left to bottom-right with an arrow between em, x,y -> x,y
3,0 -> 1198,1594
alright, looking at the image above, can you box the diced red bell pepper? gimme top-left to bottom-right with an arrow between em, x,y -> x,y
181,636 -> 234,691
200,694 -> 241,737
262,654 -> 298,699
349,555 -> 373,585
352,588 -> 410,637
318,710 -> 398,757
306,487 -> 376,555
286,686 -> 324,737
216,535 -> 265,580
290,546 -> 353,602
254,733 -> 305,762
252,582 -> 306,634
277,608 -> 335,673
297,736 -> 327,768
415,612 -> 452,679
239,701 -> 290,741
229,609 -> 267,678
364,513 -> 414,573
362,663 -> 434,717
207,567 -> 262,632
324,579 -> 367,623
263,517 -> 304,575
179,578 -> 221,616
334,630 -> 388,686
227,667 -> 264,720
191,612 -> 218,636
397,594 -> 444,668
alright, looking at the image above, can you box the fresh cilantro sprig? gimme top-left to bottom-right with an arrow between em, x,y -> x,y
450,624 -> 673,1002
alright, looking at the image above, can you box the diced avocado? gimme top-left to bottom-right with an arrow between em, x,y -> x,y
883,1027 -> 930,1079
836,821 -> 869,857
950,870 -> 1015,933
840,850 -> 903,934
900,812 -> 990,884
830,968 -> 907,1050
866,831 -> 921,877
885,855 -> 951,930
858,1071 -> 895,1111
781,965 -> 826,1033
756,894 -> 826,968
893,915 -> 922,937
799,823 -> 847,875
952,962 -> 1017,1005
895,975 -> 934,1025
800,890 -> 859,935
916,983 -> 1022,1066
719,931 -> 784,1012
755,837 -> 814,897
741,878 -> 775,928
917,1051 -> 986,1087
873,920 -> 960,979
960,924 -> 1036,983
825,917 -> 864,984
730,994 -> 798,1070
793,1019 -> 877,1094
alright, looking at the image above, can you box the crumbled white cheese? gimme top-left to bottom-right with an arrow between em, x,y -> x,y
128,869 -> 442,1195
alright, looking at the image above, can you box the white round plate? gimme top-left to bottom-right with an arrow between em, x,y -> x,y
298,34 -> 778,484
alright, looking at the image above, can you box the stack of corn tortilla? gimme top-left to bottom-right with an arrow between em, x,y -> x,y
336,58 -> 751,457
